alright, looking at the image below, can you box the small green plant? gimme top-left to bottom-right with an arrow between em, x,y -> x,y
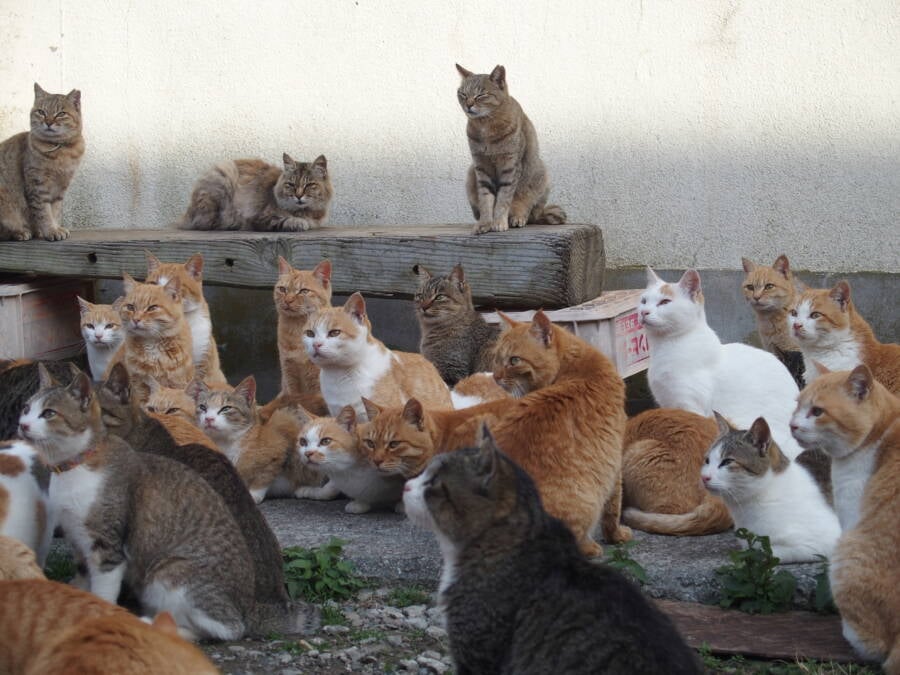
320,604 -> 347,627
715,528 -> 797,614
812,555 -> 838,614
282,538 -> 365,602
387,585 -> 431,608
43,549 -> 76,583
604,540 -> 648,585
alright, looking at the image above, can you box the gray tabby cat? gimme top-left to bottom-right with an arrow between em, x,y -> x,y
0,84 -> 84,241
404,429 -> 701,675
176,154 -> 332,231
412,263 -> 500,385
17,364 -> 317,641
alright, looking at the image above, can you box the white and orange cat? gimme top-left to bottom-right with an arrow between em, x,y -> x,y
0,439 -> 53,566
77,297 -> 125,381
790,280 -> 900,394
791,365 -> 900,671
145,251 -> 227,385
295,405 -> 405,513
190,376 -> 321,503
303,292 -> 452,420
0,535 -> 45,580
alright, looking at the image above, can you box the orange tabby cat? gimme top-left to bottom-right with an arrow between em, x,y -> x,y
790,280 -> 900,393
791,365 -> 900,672
0,535 -> 45,580
304,292 -> 452,420
143,376 -> 221,451
741,255 -> 802,355
620,408 -> 733,536
145,251 -> 227,385
0,579 -> 218,674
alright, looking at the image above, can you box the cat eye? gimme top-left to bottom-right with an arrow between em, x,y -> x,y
55,112 -> 67,119
388,440 -> 400,449
321,437 -> 332,446
39,409 -> 57,419
364,439 -> 375,449
146,406 -> 157,413
86,323 -> 94,329
35,109 -> 46,116
434,294 -> 447,302
508,356 -> 521,366
197,404 -> 207,412
328,329 -> 342,338
718,458 -> 734,468
658,299 -> 671,306
789,309 -> 798,317
125,304 -> 135,311
105,324 -> 116,329
810,312 -> 822,319
810,406 -> 824,417
219,406 -> 233,413
305,329 -> 316,338
165,408 -> 180,415
22,404 -> 30,415
277,286 -> 287,293
147,305 -> 159,312
457,91 -> 465,99
744,284 -> 754,291
299,289 -> 310,295
764,283 -> 775,290
284,182 -> 295,189
298,438 -> 308,446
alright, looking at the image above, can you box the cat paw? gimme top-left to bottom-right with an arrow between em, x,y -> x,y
490,219 -> 510,233
607,525 -> 634,544
294,487 -> 315,499
281,217 -> 311,232
508,215 -> 528,228
344,500 -> 372,514
473,220 -> 494,235
11,230 -> 32,241
43,227 -> 70,241
580,540 -> 604,558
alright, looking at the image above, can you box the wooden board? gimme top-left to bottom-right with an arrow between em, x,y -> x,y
0,223 -> 605,309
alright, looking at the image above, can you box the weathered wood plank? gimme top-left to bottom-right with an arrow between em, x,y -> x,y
0,224 -> 604,309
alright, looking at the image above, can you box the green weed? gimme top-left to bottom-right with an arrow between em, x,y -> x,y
282,538 -> 365,602
715,528 -> 797,614
387,585 -> 431,608
604,540 -> 648,585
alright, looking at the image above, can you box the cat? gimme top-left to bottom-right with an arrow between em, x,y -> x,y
176,153 -> 332,231
0,359 -> 84,439
0,83 -> 84,242
789,280 -> 900,394
190,375 -> 321,503
304,292 -> 452,420
740,255 -> 805,386
142,376 -> 221,449
111,272 -> 195,399
412,263 -> 500,385
0,439 -> 53,566
701,413 -> 840,563
640,267 -> 805,458
19,364 -> 317,639
359,397 -> 438,479
455,64 -> 566,234
0,534 -> 45,580
145,251 -> 227,385
790,364 -> 900,670
295,405 -> 406,513
77,297 -> 125,381
0,579 -> 218,675
403,430 -> 702,675
450,372 -> 509,409
620,408 -> 733,536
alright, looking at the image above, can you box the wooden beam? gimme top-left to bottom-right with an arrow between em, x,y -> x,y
0,224 -> 605,309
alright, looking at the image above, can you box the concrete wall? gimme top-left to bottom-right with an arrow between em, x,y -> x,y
3,1 -> 898,273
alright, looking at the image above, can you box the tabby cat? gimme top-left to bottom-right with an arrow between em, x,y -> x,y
77,297 -> 125,381
790,280 -> 900,393
404,432 -> 701,675
176,153 -> 332,231
413,263 -> 500,385
791,365 -> 900,670
0,83 -> 84,241
145,251 -> 227,385
0,535 -> 45,580
0,359 -> 85,439
0,439 -> 53,566
456,64 -> 566,234
143,375 -> 199,425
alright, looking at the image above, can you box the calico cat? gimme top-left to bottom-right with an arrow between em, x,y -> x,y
790,280 -> 900,394
0,534 -> 45,580
77,297 -> 125,381
741,255 -> 805,386
701,414 -> 840,563
640,268 -> 805,458
145,251 -> 227,385
0,83 -> 84,241
190,376 -> 321,503
176,153 -> 332,231
412,263 -> 500,385
620,409 -> 733,536
0,580 -> 218,675
295,405 -> 405,513
112,273 -> 194,398
404,431 -> 702,675
790,365 -> 900,670
0,439 -> 53,566
304,292 -> 452,420
455,64 -> 566,234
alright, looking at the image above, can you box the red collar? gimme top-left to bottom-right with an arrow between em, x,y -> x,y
46,447 -> 98,474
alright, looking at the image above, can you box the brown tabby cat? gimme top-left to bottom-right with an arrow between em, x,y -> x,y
455,64 -> 565,234
0,535 -> 45,580
176,153 -> 332,231
790,365 -> 900,671
620,408 -> 733,536
0,580 -> 218,675
145,251 -> 227,385
790,280 -> 900,393
0,83 -> 84,241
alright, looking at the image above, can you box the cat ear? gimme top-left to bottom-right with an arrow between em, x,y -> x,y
185,378 -> 208,402
361,397 -> 382,421
713,411 -> 734,437
344,292 -> 367,325
812,359 -> 830,375
336,405 -> 357,434
402,398 -> 425,431
475,423 -> 501,487
829,281 -> 851,311
277,255 -> 292,277
103,363 -> 132,405
37,363 -> 59,390
145,250 -> 162,274
312,155 -> 328,178
66,362 -> 82,382
233,376 -> 257,406
747,417 -> 771,456
282,153 -> 296,169
449,264 -> 466,290
529,310 -> 553,347
162,276 -> 182,301
412,264 -> 432,280
455,63 -> 473,78
496,311 -> 517,332
645,266 -> 662,287
151,612 -> 180,637
677,269 -> 703,301
122,272 -> 138,295
34,82 -> 48,98
489,65 -> 506,89
772,255 -> 791,279
741,257 -> 756,274
76,295 -> 92,315
112,296 -> 125,313
66,89 -> 81,112
845,365 -> 873,401
67,371 -> 93,411
313,260 -> 332,289
184,254 -> 204,281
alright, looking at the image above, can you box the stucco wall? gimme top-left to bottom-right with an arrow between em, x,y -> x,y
2,1 -> 898,273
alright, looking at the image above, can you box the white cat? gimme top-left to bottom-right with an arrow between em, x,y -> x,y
77,297 -> 125,381
701,415 -> 840,563
639,268 -> 804,458
0,440 -> 54,566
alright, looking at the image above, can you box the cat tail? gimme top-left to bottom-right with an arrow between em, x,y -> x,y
246,600 -> 320,636
531,203 -> 567,225
621,495 -> 733,536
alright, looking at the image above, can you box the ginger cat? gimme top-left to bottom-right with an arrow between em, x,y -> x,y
110,273 -> 194,400
77,297 -> 125,381
790,365 -> 900,671
0,534 -> 45,580
0,580 -> 218,675
790,280 -> 900,394
620,409 -> 733,536
190,376 -> 321,503
145,251 -> 227,385
143,376 -> 220,450
304,292 -> 452,420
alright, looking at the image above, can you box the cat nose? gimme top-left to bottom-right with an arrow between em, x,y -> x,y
19,422 -> 29,433
701,474 -> 710,484
789,423 -> 799,433
793,323 -> 802,330
403,482 -> 412,492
